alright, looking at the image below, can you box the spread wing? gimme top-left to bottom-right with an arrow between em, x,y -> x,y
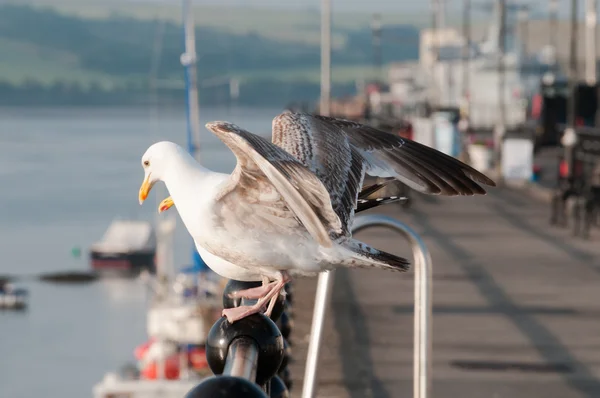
205,121 -> 342,248
271,112 -> 496,236
272,112 -> 365,238
309,113 -> 496,193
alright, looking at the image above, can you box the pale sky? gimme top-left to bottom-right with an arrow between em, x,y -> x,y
129,0 -> 581,15
16,0 -> 592,20
123,0 -> 590,20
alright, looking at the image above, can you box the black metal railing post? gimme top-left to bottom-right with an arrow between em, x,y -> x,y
185,280 -> 292,398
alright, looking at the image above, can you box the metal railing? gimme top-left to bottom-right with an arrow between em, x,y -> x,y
223,338 -> 259,381
185,281 -> 292,398
302,214 -> 433,398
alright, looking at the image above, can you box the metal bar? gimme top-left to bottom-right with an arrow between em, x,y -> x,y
569,0 -> 579,129
518,6 -> 529,56
549,0 -> 559,72
586,0 -> 597,85
301,269 -> 334,398
438,0 -> 451,105
320,0 -> 331,117
223,337 -> 259,382
372,13 -> 383,85
301,214 -> 433,398
566,0 -> 580,179
429,0 -> 441,106
181,0 -> 204,273
495,0 -> 506,177
182,0 -> 201,162
462,0 -> 471,120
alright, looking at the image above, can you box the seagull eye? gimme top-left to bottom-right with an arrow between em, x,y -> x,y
143,160 -> 150,167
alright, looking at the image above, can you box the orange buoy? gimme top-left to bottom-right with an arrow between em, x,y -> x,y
134,338 -> 156,360
188,347 -> 209,370
141,355 -> 180,380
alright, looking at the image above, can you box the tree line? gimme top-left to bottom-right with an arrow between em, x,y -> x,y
0,5 -> 419,106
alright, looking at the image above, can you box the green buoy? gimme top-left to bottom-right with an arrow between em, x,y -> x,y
71,246 -> 81,258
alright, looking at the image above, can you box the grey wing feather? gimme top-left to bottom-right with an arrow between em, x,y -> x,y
207,121 -> 342,248
272,112 -> 365,237
305,113 -> 496,196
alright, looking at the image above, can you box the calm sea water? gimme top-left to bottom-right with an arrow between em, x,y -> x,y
0,106 -> 283,398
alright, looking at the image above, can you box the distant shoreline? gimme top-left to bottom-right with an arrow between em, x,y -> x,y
0,104 -> 290,121
0,5 -> 418,109
0,81 -> 349,108
0,103 -> 287,112
0,99 -> 313,108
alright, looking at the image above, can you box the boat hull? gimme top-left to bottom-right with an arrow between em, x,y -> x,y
90,251 -> 156,276
0,289 -> 27,310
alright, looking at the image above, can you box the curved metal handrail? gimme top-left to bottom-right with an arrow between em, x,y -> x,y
301,214 -> 433,398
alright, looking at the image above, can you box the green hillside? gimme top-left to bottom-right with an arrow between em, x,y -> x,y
10,0 -> 432,45
0,38 -> 120,87
0,4 -> 421,106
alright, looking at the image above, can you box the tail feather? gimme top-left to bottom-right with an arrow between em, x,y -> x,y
358,177 -> 397,199
357,178 -> 407,212
341,239 -> 410,272
356,196 -> 407,213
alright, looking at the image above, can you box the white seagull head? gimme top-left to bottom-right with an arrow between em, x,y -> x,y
138,141 -> 186,205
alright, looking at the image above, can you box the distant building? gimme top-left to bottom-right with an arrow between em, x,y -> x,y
363,9 -> 600,130
515,20 -> 598,78
419,28 -> 465,70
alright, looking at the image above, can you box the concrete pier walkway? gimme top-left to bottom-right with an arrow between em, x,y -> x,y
288,187 -> 600,398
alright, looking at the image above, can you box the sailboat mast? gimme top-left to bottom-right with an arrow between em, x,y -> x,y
182,0 -> 201,162
148,18 -> 177,282
181,0 -> 205,272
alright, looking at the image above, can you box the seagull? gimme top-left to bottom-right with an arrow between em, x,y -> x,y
138,112 -> 495,322
155,176 -> 407,295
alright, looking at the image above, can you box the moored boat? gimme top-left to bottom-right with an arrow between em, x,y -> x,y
0,282 -> 28,310
89,220 -> 156,276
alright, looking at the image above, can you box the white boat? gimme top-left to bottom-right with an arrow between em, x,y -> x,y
89,220 -> 157,275
92,268 -> 223,398
0,282 -> 27,310
94,376 -> 200,398
93,207 -> 225,398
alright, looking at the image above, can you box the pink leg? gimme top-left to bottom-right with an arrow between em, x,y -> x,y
228,280 -> 277,300
264,284 -> 287,318
222,273 -> 290,323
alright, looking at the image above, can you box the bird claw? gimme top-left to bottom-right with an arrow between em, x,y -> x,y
222,304 -> 265,323
223,272 -> 291,323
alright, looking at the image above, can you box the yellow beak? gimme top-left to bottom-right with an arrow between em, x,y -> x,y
138,174 -> 154,205
158,196 -> 174,213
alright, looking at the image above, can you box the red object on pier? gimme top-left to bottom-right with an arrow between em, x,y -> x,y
136,340 -> 209,380
531,94 -> 542,119
141,355 -> 180,380
397,123 -> 413,141
559,160 -> 584,178
134,338 -> 156,360
188,347 -> 209,369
